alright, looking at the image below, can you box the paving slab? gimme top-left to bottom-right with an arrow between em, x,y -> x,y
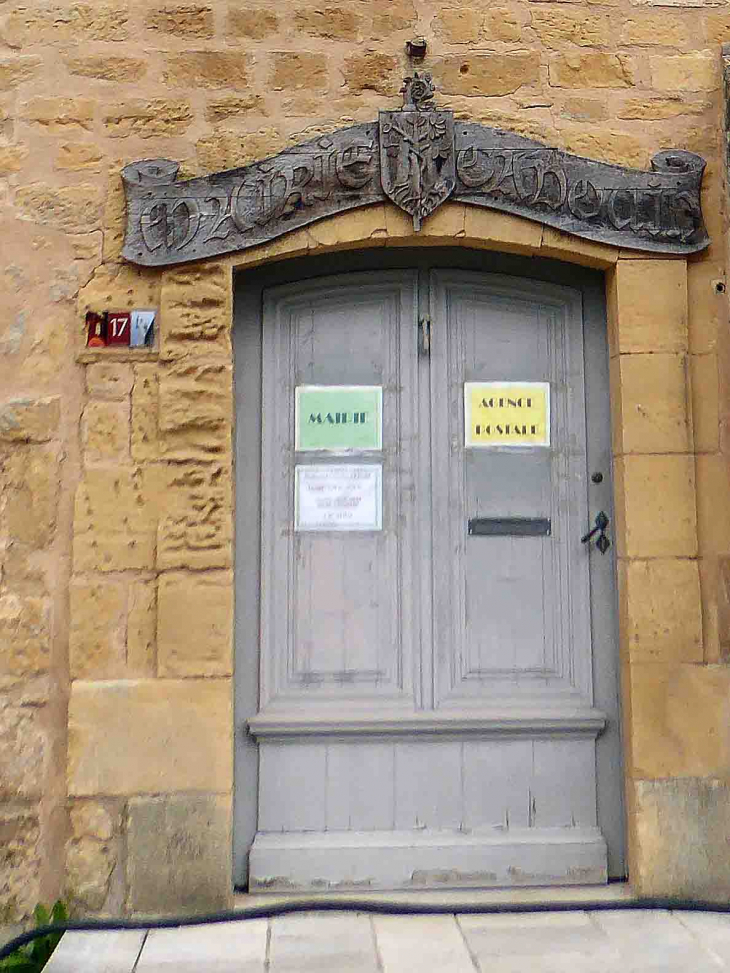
44,930 -> 147,973
135,919 -> 268,973
373,914 -> 477,973
269,912 -> 378,973
458,910 -> 619,958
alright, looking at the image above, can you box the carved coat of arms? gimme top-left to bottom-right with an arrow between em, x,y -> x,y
379,73 -> 455,230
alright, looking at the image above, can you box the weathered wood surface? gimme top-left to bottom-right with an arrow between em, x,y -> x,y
122,121 -> 708,267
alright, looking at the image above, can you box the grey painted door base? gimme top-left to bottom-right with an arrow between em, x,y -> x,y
249,828 -> 607,892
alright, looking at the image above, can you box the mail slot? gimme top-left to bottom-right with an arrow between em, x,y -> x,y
468,517 -> 551,537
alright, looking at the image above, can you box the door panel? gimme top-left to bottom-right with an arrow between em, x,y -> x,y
238,253 -> 623,890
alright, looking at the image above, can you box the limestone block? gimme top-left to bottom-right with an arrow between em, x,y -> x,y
73,467 -> 157,573
437,54 -> 539,97
270,52 -> 328,91
688,265 -> 722,354
294,6 -> 361,39
0,594 -> 51,677
15,184 -> 103,232
621,14 -> 689,46
483,7 -> 522,41
81,400 -> 130,463
66,56 -> 147,82
344,52 -> 400,95
127,580 -> 157,677
690,354 -> 719,452
0,809 -> 41,921
157,462 -> 233,571
205,95 -> 264,124
227,7 -> 280,39
610,353 -> 690,454
66,837 -> 117,912
0,145 -> 28,175
103,99 -> 193,138
608,259 -> 688,356
2,5 -> 128,47
558,127 -> 647,167
21,97 -> 95,132
164,52 -> 251,89
307,205 -> 388,248
559,97 -> 609,122
650,52 -> 719,92
55,143 -> 105,171
78,264 -> 161,317
69,582 -> 126,680
2,443 -> 60,548
433,9 -> 482,44
463,207 -> 542,255
159,262 -> 231,362
613,454 -> 697,559
232,227 -> 312,270
617,96 -> 709,120
540,226 -> 616,268
696,454 -> 730,556
86,363 -> 134,400
158,362 -> 232,461
0,699 -> 46,800
0,57 -> 41,90
531,8 -> 611,47
196,128 -> 284,171
127,795 -> 231,913
145,5 -> 214,37
0,397 -> 59,444
157,571 -> 233,677
371,0 -> 417,38
627,664 -> 730,778
549,53 -> 635,89
631,778 -> 730,901
70,802 -> 115,841
68,680 -> 233,795
131,364 -> 160,463
619,559 -> 702,664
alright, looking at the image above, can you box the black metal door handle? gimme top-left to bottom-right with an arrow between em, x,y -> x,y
581,511 -> 610,553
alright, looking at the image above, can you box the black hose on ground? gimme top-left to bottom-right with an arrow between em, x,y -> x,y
2,896 -> 730,963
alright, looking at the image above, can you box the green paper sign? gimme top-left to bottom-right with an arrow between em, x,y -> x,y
295,386 -> 382,451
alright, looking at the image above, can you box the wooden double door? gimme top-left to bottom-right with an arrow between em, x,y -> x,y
234,251 -> 624,891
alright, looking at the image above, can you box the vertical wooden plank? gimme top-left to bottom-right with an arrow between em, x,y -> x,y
394,741 -> 462,829
258,743 -> 326,832
325,741 -> 395,831
531,739 -> 598,828
462,739 -> 532,829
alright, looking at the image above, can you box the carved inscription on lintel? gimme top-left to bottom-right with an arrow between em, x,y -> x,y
122,86 -> 708,266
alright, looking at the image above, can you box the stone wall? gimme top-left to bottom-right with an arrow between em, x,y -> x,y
1,0 -> 730,918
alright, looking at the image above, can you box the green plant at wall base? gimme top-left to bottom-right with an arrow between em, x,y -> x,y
0,902 -> 67,973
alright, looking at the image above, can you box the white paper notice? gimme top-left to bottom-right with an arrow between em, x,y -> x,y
295,464 -> 382,531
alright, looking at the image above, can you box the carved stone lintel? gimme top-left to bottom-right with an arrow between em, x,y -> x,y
122,119 -> 708,267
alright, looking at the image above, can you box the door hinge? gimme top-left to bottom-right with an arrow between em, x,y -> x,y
418,316 -> 431,356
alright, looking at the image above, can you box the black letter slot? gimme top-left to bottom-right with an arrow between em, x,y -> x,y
468,517 -> 551,537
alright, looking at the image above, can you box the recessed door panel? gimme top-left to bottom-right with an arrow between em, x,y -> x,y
259,274 -> 420,714
430,273 -> 591,705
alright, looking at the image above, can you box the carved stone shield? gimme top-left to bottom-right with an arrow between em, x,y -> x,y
379,108 -> 456,230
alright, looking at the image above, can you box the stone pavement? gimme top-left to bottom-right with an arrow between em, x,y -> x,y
43,904 -> 730,973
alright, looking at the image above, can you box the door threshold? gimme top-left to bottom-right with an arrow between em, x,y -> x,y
234,882 -> 635,910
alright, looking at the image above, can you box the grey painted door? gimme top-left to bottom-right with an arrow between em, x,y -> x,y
239,259 -> 622,891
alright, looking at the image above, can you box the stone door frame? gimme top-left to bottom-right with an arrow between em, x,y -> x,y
69,202 -> 697,911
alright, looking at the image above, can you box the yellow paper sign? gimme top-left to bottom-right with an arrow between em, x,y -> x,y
465,382 -> 550,447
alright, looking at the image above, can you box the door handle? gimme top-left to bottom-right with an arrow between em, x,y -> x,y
581,511 -> 610,554
418,316 -> 431,356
